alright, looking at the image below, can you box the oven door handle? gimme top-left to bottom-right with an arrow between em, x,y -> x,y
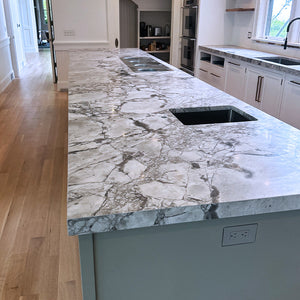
181,37 -> 196,41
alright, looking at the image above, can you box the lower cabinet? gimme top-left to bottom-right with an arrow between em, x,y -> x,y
198,52 -> 225,91
280,76 -> 300,129
244,66 -> 283,118
197,49 -> 300,129
225,60 -> 246,100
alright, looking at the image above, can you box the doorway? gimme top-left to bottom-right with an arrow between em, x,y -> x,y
34,0 -> 50,49
3,0 -> 57,83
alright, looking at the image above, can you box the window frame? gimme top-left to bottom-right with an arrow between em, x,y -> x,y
253,0 -> 300,46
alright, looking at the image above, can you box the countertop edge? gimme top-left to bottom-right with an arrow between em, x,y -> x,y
67,194 -> 300,235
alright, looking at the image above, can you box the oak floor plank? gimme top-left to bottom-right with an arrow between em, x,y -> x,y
0,50 -> 82,300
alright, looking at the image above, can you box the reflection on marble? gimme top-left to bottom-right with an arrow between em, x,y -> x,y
198,45 -> 300,76
68,48 -> 300,235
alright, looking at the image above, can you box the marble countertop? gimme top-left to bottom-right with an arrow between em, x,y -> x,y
199,45 -> 300,76
67,48 -> 300,236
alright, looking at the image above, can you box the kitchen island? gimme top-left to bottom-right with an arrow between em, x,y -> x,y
68,49 -> 300,300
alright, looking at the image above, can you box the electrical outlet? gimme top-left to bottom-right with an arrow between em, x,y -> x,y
248,32 -> 252,39
222,224 -> 257,246
64,30 -> 75,37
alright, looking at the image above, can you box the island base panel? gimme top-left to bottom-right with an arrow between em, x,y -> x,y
78,210 -> 300,300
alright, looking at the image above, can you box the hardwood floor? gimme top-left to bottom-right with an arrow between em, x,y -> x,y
0,50 -> 82,300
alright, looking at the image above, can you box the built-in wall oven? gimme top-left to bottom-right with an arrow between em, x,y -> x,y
181,0 -> 198,75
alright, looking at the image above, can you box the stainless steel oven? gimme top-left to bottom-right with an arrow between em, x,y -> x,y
181,0 -> 198,74
181,37 -> 195,71
182,2 -> 198,38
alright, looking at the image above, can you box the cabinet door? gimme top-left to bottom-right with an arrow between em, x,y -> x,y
280,78 -> 300,129
244,67 -> 261,109
259,71 -> 283,118
225,60 -> 246,100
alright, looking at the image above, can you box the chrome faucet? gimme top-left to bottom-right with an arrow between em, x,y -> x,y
283,17 -> 300,49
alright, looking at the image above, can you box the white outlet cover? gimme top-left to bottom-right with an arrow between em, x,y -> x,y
222,223 -> 258,247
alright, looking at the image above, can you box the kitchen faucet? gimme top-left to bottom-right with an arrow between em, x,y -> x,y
283,17 -> 300,49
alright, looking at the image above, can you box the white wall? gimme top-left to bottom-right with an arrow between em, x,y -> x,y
52,0 -> 120,90
52,0 -> 109,43
0,0 -> 13,92
197,0 -> 232,46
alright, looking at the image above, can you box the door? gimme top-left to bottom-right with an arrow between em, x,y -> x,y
45,0 -> 57,83
3,0 -> 26,77
259,70 -> 283,118
244,67 -> 262,109
18,0 -> 38,52
108,0 -> 120,48
280,78 -> 300,129
225,60 -> 246,101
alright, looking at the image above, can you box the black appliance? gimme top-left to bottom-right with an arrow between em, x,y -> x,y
181,0 -> 198,74
181,37 -> 196,72
140,22 -> 146,37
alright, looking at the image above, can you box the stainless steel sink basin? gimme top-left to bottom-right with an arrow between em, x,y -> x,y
120,56 -> 171,72
170,106 -> 257,125
256,56 -> 300,66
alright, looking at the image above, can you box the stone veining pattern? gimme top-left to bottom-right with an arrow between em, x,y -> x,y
68,48 -> 300,235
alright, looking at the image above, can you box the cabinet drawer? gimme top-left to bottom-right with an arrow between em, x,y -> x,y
198,66 -> 210,82
208,71 -> 225,90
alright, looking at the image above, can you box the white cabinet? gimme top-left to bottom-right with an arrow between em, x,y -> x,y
225,60 -> 246,100
198,51 -> 225,91
244,66 -> 283,118
280,76 -> 300,129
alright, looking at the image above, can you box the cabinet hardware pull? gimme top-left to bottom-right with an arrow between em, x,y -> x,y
228,61 -> 240,66
257,76 -> 264,103
210,73 -> 220,78
291,80 -> 300,86
199,68 -> 208,73
255,76 -> 260,102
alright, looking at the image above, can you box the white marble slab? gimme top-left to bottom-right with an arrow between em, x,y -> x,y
67,48 -> 300,235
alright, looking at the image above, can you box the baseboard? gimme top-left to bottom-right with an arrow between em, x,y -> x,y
57,80 -> 69,91
0,71 -> 13,93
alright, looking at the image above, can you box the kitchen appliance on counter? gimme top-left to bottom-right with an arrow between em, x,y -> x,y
154,27 -> 162,36
180,0 -> 198,75
140,22 -> 146,37
146,25 -> 153,37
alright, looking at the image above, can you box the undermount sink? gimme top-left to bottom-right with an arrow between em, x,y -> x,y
120,56 -> 171,72
256,56 -> 300,66
170,106 -> 257,125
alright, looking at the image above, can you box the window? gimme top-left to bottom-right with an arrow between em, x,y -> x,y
254,0 -> 300,45
42,0 -> 48,25
265,0 -> 292,39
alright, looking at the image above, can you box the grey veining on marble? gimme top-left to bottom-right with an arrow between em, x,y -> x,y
67,48 -> 300,236
199,45 -> 300,76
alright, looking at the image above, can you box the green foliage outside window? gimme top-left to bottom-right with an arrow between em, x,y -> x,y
43,0 -> 48,24
266,0 -> 292,39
